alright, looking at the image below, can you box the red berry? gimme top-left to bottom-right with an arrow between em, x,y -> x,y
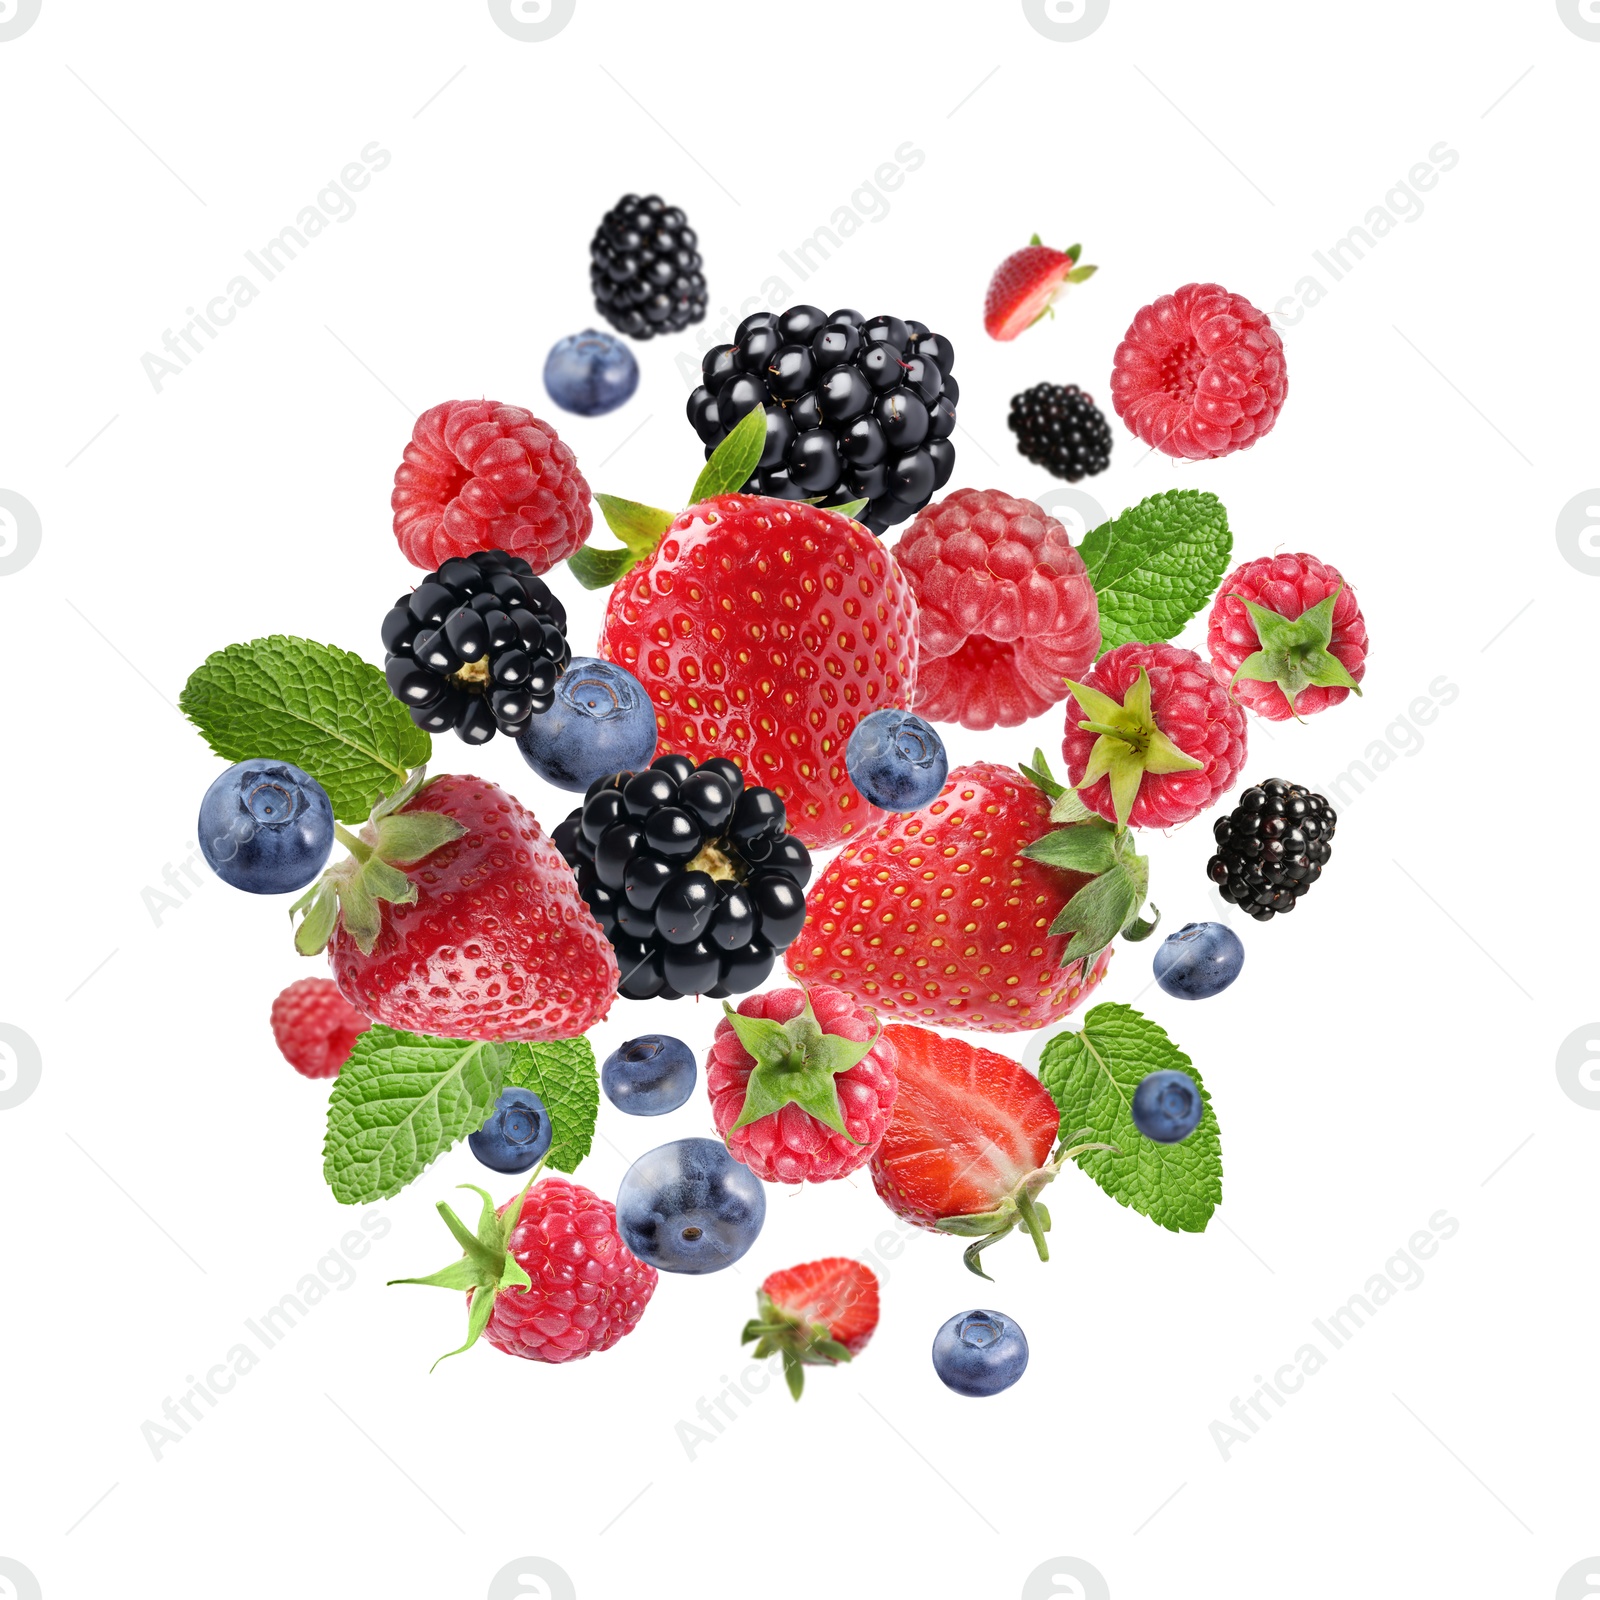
1061,642 -> 1248,829
1109,284 -> 1287,460
599,494 -> 919,849
329,774 -> 618,1042
269,977 -> 368,1079
983,243 -> 1093,341
892,489 -> 1100,730
391,400 -> 593,574
785,762 -> 1112,1034
708,983 -> 898,1184
1208,553 -> 1368,721
743,1257 -> 880,1397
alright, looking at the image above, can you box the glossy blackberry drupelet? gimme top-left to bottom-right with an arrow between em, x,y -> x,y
381,550 -> 570,745
1207,779 -> 1335,921
553,752 -> 813,1001
684,305 -> 957,535
1007,383 -> 1113,481
590,194 -> 708,340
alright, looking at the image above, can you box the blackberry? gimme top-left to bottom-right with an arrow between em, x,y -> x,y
553,753 -> 813,1001
685,305 -> 957,536
1008,383 -> 1113,481
380,551 -> 570,745
590,193 -> 708,340
1207,779 -> 1336,921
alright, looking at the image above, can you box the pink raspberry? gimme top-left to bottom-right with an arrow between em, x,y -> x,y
1110,284 -> 1287,460
391,399 -> 593,574
891,488 -> 1101,730
269,977 -> 368,1079
1208,553 -> 1368,721
1062,642 -> 1248,828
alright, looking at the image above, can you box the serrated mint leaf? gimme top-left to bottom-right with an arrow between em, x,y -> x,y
567,543 -> 639,591
1039,1002 -> 1222,1232
690,404 -> 766,502
323,1027 -> 509,1204
1079,490 -> 1232,656
181,636 -> 428,823
503,1036 -> 599,1174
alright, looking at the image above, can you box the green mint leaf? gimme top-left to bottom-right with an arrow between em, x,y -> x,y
1039,1003 -> 1222,1233
690,405 -> 766,503
323,1027 -> 510,1204
503,1036 -> 599,1174
1079,490 -> 1233,657
595,495 -> 675,557
1022,825 -> 1117,876
181,636 -> 429,823
567,543 -> 640,591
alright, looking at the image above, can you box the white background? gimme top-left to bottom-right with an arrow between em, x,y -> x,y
2,3 -> 1596,1597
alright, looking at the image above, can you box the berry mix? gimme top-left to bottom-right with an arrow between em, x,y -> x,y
180,198 -> 1366,1396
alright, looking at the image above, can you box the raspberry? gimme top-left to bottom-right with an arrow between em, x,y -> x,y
590,194 -> 708,340
1007,383 -> 1113,481
269,977 -> 368,1079
1207,553 -> 1368,721
1062,642 -> 1248,828
892,489 -> 1100,730
1109,284 -> 1287,460
390,400 -> 593,575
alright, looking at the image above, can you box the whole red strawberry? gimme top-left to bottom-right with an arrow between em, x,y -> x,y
294,771 -> 618,1042
892,488 -> 1100,729
871,1023 -> 1112,1276
785,762 -> 1115,1034
708,983 -> 898,1184
742,1257 -> 880,1399
391,399 -> 593,575
599,494 -> 918,848
269,977 -> 368,1079
983,238 -> 1097,341
391,1176 -> 656,1366
1062,643 -> 1247,829
1207,553 -> 1367,721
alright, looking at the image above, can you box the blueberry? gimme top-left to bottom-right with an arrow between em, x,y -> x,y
1130,1069 -> 1204,1144
468,1087 -> 552,1174
931,1309 -> 1029,1397
602,1034 -> 696,1115
615,1136 -> 766,1274
515,657 -> 656,791
543,329 -> 639,417
845,709 -> 948,811
1152,920 -> 1245,1000
197,759 -> 334,894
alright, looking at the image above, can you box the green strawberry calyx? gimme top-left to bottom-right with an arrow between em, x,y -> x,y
1229,586 -> 1362,713
741,1291 -> 855,1401
289,767 -> 465,957
1016,751 -> 1159,967
722,994 -> 881,1144
1060,666 -> 1203,829
934,1126 -> 1121,1280
387,1167 -> 543,1370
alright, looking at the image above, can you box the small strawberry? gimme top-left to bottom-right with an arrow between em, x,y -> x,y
708,983 -> 898,1184
742,1257 -> 880,1399
1207,553 -> 1367,721
390,1174 -> 656,1366
983,236 -> 1098,342
870,1023 -> 1114,1277
291,769 -> 618,1042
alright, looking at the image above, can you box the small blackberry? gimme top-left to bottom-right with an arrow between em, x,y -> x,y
1207,779 -> 1335,921
685,305 -> 957,536
590,194 -> 708,340
553,753 -> 813,1001
1007,382 -> 1112,481
381,551 -> 570,745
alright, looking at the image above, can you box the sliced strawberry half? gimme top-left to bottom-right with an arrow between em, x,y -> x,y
870,1023 -> 1114,1277
742,1256 -> 880,1399
983,237 -> 1098,342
